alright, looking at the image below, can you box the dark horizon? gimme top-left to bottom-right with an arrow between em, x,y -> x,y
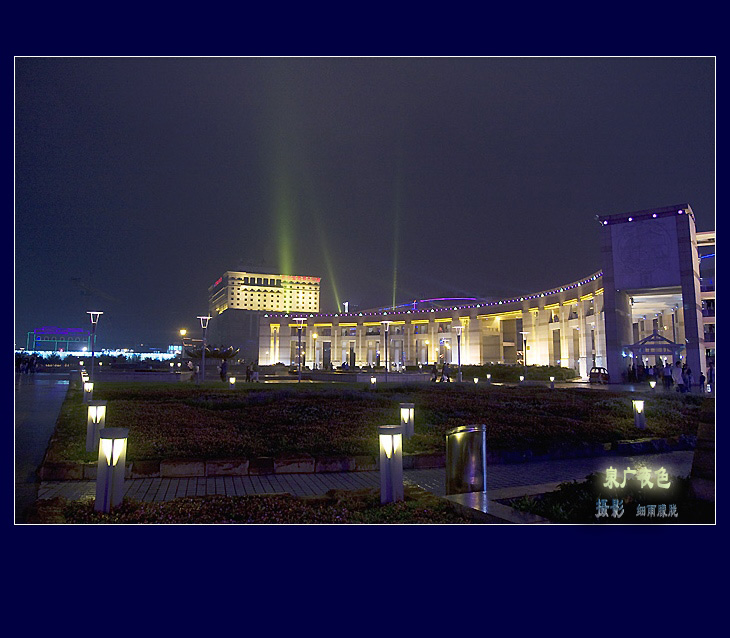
15,57 -> 715,350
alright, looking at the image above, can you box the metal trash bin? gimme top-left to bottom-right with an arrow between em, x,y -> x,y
445,424 -> 488,495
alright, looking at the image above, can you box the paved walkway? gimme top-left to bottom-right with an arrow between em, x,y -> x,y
38,450 -> 695,503
15,373 -> 71,523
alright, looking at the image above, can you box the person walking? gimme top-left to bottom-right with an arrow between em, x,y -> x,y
219,358 -> 228,382
707,362 -> 714,391
440,361 -> 450,383
252,360 -> 259,382
699,371 -> 706,393
430,362 -> 438,382
672,361 -> 685,393
245,364 -> 251,383
663,362 -> 673,390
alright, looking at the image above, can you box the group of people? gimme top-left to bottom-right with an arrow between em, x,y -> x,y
15,354 -> 39,374
430,361 -> 451,383
242,361 -> 259,382
185,358 -> 259,383
626,360 -> 715,393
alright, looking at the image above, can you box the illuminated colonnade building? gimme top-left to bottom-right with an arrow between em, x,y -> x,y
256,204 -> 714,382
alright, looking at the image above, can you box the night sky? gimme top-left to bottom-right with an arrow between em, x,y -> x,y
14,57 -> 715,350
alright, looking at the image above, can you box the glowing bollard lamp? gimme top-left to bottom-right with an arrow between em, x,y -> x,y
649,380 -> 657,390
83,381 -> 94,403
378,425 -> 404,504
86,401 -> 107,452
550,376 -> 555,390
94,428 -> 129,513
473,378 -> 478,384
486,373 -> 491,386
229,376 -> 236,389
519,375 -> 525,384
633,400 -> 646,429
370,376 -> 377,387
399,403 -> 415,438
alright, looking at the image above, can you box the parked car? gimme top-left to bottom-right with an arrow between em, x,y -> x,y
589,366 -> 610,384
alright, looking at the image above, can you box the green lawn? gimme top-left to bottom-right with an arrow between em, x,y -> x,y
46,381 -> 712,464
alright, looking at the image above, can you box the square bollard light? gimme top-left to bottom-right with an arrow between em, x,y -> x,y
519,375 -> 525,384
83,381 -> 94,403
486,373 -> 491,385
378,425 -> 404,504
229,376 -> 236,389
649,380 -> 656,390
550,376 -> 555,390
370,376 -> 377,386
633,400 -> 646,429
86,401 -> 108,452
95,428 -> 129,513
399,403 -> 415,438
473,377 -> 478,384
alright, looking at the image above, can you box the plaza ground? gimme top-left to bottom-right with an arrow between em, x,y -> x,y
15,372 -> 709,524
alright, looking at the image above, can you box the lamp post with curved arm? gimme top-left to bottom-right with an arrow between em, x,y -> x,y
197,316 -> 211,383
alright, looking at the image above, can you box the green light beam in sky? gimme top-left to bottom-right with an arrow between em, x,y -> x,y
392,155 -> 403,311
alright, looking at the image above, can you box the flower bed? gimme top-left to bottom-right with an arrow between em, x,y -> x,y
45,382 -> 710,465
27,486 -> 478,524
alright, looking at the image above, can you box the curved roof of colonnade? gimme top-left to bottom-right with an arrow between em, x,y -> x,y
263,270 -> 605,322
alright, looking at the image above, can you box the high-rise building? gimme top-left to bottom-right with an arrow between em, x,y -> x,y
209,271 -> 320,315
206,270 -> 320,363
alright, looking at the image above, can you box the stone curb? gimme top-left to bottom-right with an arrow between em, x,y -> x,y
38,436 -> 697,481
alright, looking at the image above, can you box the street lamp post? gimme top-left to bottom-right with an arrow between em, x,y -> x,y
294,318 -> 306,383
87,311 -> 103,384
197,316 -> 211,383
520,331 -> 529,381
453,325 -> 463,382
179,329 -> 187,364
381,321 -> 391,383
312,332 -> 318,370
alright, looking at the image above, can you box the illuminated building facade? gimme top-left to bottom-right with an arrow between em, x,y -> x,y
257,205 -> 714,382
26,326 -> 92,352
209,271 -> 320,315
207,270 -> 321,363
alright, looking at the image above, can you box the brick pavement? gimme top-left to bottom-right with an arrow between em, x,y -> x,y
38,450 -> 694,503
